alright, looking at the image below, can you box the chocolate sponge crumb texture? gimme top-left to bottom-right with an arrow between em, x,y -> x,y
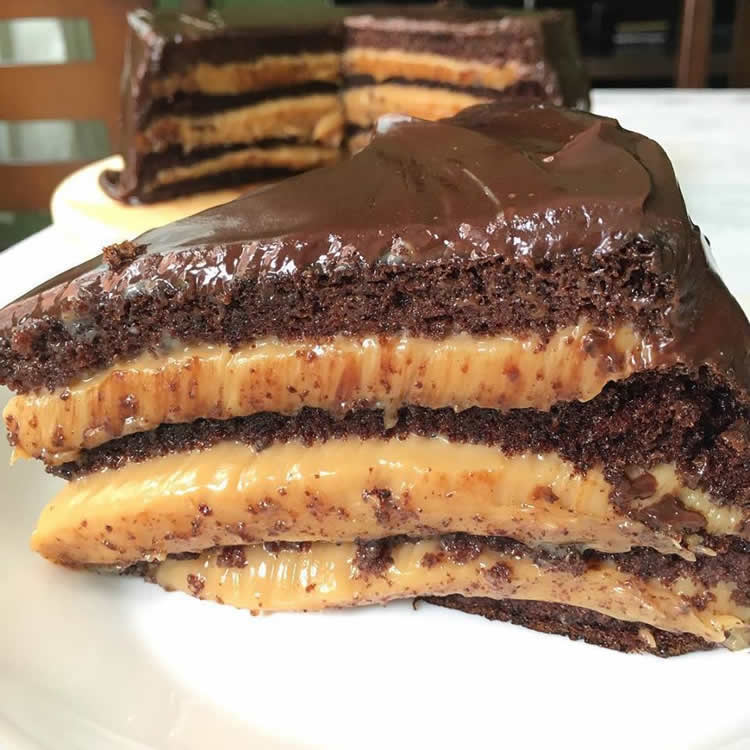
101,5 -> 589,202
3,102 -> 750,655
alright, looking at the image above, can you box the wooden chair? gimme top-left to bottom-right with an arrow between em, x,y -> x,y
677,0 -> 750,87
0,0 -> 147,212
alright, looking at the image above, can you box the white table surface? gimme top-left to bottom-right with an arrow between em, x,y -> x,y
1,89 -> 749,308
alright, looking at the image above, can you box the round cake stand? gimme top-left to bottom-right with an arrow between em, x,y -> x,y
50,155 -> 250,246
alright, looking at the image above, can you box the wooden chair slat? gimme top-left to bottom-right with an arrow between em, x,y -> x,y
676,0 -> 715,87
0,64 -> 118,135
0,162 -> 88,212
731,0 -> 750,87
0,0 -> 135,20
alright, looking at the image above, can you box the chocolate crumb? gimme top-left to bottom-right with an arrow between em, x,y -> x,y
120,394 -> 138,414
355,538 -> 401,577
440,534 -> 482,563
689,590 -> 716,611
263,541 -> 311,556
186,573 -> 205,595
531,485 -> 559,504
636,494 -> 705,535
102,240 -> 146,271
629,471 -> 658,499
420,551 -> 444,568
363,487 -> 416,525
217,546 -> 247,568
198,504 -> 212,516
484,561 -> 513,586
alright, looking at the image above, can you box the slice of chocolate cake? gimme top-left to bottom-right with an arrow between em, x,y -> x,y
342,7 -> 589,151
4,102 -> 750,655
101,6 -> 348,203
103,5 -> 589,202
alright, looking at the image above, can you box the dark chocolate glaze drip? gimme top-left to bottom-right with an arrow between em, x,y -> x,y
2,102 -> 748,396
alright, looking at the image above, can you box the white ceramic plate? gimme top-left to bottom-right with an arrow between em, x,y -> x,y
3,90 -> 750,750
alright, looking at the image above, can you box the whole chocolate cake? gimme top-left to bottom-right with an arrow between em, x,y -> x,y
4,102 -> 750,655
102,5 -> 588,203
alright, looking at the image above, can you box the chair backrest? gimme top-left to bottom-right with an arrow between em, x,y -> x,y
731,0 -> 750,87
677,0 -> 750,88
676,0 -> 713,87
0,0 -> 146,211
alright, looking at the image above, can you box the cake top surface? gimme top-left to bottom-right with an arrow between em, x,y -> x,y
1,102 -> 747,393
342,5 -> 566,31
0,102 -> 714,303
129,4 -> 560,42
116,102 -> 688,264
128,5 -> 348,41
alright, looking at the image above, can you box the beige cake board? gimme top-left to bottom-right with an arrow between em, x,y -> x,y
51,155 -> 251,246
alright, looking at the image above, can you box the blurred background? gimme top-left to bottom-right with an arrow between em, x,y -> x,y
0,0 -> 748,249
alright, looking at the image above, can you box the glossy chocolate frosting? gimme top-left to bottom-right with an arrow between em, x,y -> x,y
2,102 -> 748,395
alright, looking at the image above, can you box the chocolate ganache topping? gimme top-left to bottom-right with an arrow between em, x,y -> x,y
0,102 -> 748,394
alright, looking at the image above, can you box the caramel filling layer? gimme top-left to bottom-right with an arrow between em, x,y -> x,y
149,52 -> 342,99
344,47 -> 525,90
6,324 -> 652,464
150,144 -> 339,189
31,437 -> 740,567
343,84 -> 487,127
140,94 -> 344,153
152,538 -> 750,645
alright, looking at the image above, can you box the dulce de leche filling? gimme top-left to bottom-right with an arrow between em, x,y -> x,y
150,143 -> 340,190
5,323 -> 653,464
30,436 -> 742,567
343,47 -> 526,90
140,94 -> 344,153
151,538 -> 750,645
343,84 -> 487,127
149,52 -> 342,99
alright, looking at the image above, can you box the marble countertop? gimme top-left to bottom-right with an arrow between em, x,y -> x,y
1,89 -> 749,307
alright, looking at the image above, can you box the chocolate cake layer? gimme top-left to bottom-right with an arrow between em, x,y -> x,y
5,323 -> 655,463
3,105 -> 748,397
120,141 -> 338,186
136,93 -> 343,154
42,370 -> 750,510
422,597 -> 712,656
101,165 -> 292,206
127,7 -> 346,75
139,81 -> 341,128
140,535 -> 750,648
29,370 -> 749,569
